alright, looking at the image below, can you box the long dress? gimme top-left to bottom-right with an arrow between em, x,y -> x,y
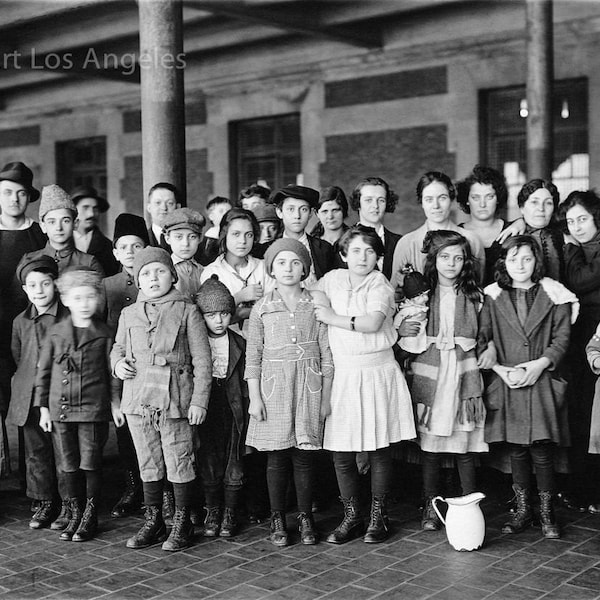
317,269 -> 416,452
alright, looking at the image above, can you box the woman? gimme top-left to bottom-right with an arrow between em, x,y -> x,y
311,186 -> 349,250
457,165 -> 508,285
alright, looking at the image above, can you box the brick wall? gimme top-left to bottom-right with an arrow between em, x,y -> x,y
319,125 -> 455,234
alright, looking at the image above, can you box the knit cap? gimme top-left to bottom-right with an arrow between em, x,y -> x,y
401,264 -> 430,300
195,274 -> 236,314
264,238 -> 312,281
16,253 -> 58,284
39,184 -> 77,221
162,207 -> 205,235
132,246 -> 178,286
57,266 -> 102,294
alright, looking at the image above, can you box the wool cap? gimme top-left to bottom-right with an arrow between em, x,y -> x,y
195,274 -> 236,315
264,238 -> 312,281
113,213 -> 150,246
132,246 -> 178,286
16,253 -> 58,284
252,203 -> 279,223
162,207 -> 205,235
0,161 -> 40,202
57,266 -> 102,294
269,184 -> 319,210
39,184 -> 76,221
70,185 -> 109,213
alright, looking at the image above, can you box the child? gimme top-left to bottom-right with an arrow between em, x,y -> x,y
35,266 -> 124,542
239,184 -> 270,211
245,238 -> 333,547
162,208 -> 205,301
195,275 -> 249,537
111,247 -> 211,551
101,213 -> 149,518
478,235 -> 577,539
315,226 -> 415,544
24,184 -> 104,276
200,196 -> 232,266
10,255 -> 69,530
410,230 -> 487,532
393,265 -> 430,355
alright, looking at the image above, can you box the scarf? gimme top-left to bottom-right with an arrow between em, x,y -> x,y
411,287 -> 484,428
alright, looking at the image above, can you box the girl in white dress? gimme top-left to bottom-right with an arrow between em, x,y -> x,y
315,225 -> 416,544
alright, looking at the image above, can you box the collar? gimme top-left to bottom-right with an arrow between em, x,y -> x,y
26,300 -> 61,321
0,216 -> 34,230
152,223 -> 163,241
52,315 -> 110,348
172,255 -> 200,266
137,287 -> 186,304
45,241 -> 75,259
358,221 -> 385,239
283,231 -> 309,247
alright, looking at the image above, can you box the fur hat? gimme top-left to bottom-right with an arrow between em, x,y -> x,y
269,184 -> 319,210
132,246 -> 178,286
113,213 -> 150,246
57,266 -> 102,294
162,207 -> 205,235
16,253 -> 58,284
0,161 -> 40,202
195,274 -> 236,314
264,238 -> 312,281
70,185 -> 109,213
39,184 -> 76,221
252,203 -> 279,223
401,265 -> 430,300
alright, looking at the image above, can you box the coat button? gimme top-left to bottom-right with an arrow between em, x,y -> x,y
59,414 -> 66,420
524,342 -> 529,346
62,379 -> 68,385
62,370 -> 68,375
127,280 -> 133,286
61,405 -> 68,410
291,337 -> 297,343
126,297 -> 131,302
178,368 -> 184,375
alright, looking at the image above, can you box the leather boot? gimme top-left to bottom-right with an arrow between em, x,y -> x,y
72,498 -> 98,542
502,484 -> 533,534
203,506 -> 221,537
59,498 -> 83,541
220,507 -> 238,538
51,498 -> 72,531
162,506 -> 194,552
111,470 -> 142,518
297,512 -> 317,545
364,495 -> 389,543
29,500 -> 54,529
126,505 -> 167,549
269,511 -> 288,547
162,488 -> 175,526
421,496 -> 442,531
539,491 -> 560,539
326,496 -> 363,544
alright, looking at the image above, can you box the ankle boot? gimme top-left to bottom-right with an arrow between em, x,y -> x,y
220,507 -> 238,537
51,498 -> 72,531
421,496 -> 442,531
203,506 -> 221,537
269,511 -> 288,547
364,494 -> 389,543
297,512 -> 317,545
502,484 -> 533,534
72,498 -> 98,542
59,498 -> 83,541
326,496 -> 363,544
162,488 -> 175,526
29,500 -> 54,529
162,506 -> 194,551
539,491 -> 560,539
111,470 -> 142,518
127,505 -> 167,548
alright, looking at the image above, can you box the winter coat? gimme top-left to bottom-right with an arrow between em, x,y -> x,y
34,316 -> 115,422
101,270 -> 138,336
86,228 -> 120,276
477,279 -> 576,446
24,242 -> 104,277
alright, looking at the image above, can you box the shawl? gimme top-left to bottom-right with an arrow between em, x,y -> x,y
411,287 -> 484,428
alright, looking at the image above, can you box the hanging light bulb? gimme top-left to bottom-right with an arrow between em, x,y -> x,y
561,99 -> 570,119
519,98 -> 528,118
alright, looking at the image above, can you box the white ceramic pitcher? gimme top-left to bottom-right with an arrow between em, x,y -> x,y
432,492 -> 486,551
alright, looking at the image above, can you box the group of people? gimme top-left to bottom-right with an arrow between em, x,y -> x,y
2,158 -> 600,554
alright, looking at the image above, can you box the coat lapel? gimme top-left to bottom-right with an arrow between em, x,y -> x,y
225,331 -> 243,382
523,287 -> 553,337
494,291 -> 528,341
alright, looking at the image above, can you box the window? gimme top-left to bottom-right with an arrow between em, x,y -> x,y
230,114 -> 301,195
481,79 -> 588,217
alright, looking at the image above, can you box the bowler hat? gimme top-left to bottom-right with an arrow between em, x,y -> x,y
0,161 -> 40,202
269,184 -> 319,210
70,185 -> 109,213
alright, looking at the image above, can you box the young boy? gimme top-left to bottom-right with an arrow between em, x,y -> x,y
101,213 -> 149,518
195,275 -> 248,538
111,247 -> 211,551
10,254 -> 69,530
35,267 -> 124,542
24,184 -> 104,277
162,208 -> 205,301
200,196 -> 232,266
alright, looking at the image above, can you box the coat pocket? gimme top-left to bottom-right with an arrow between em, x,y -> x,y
306,367 -> 323,394
260,374 -> 276,400
550,376 -> 567,411
483,375 -> 505,412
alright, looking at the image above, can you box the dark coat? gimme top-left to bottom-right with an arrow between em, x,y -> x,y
101,270 -> 138,335
87,228 -> 119,276
9,302 -> 70,426
477,280 -> 573,446
34,316 -> 115,422
25,243 -> 104,277
147,227 -> 171,252
382,227 -> 402,281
